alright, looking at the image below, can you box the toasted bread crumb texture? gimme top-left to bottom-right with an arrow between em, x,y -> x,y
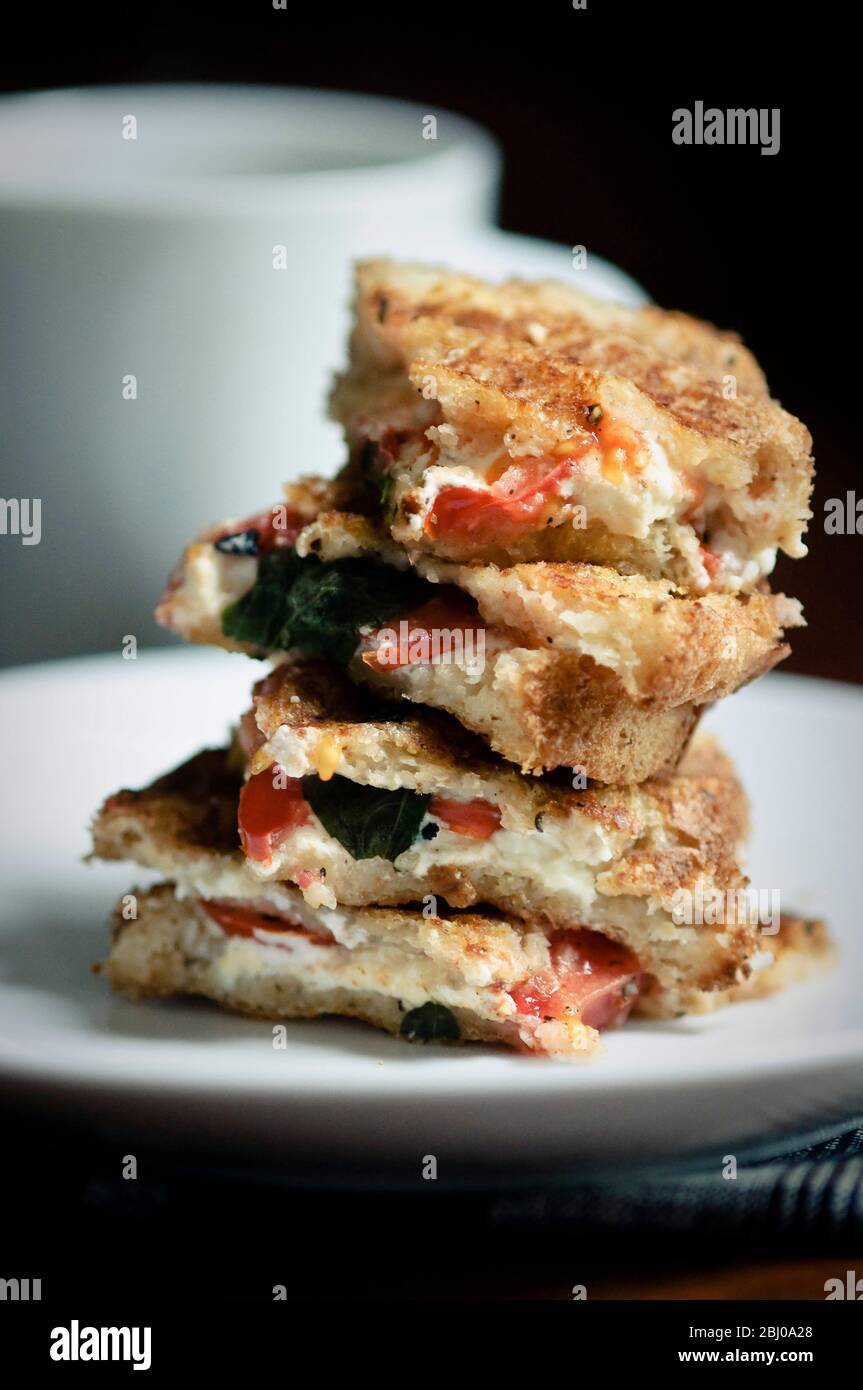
329,260 -> 814,588
105,887 -> 832,1054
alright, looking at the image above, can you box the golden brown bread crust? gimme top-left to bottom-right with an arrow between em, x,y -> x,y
427,650 -> 703,781
104,888 -> 833,1049
251,655 -> 505,784
331,260 -> 776,436
727,915 -> 835,1001
329,260 -> 814,582
296,507 -> 802,708
250,655 -> 749,899
93,749 -> 242,861
156,489 -> 802,780
102,885 -> 556,1054
422,560 -> 798,707
92,734 -> 755,998
339,259 -> 771,398
636,914 -> 835,1017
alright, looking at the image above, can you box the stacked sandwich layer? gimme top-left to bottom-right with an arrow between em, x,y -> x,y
91,261 -> 832,1056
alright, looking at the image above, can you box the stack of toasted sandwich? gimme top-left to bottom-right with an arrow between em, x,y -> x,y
91,261 -> 832,1057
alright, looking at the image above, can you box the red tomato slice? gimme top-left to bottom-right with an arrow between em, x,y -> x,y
427,796 -> 502,840
509,929 -> 642,1030
215,506 -> 304,553
424,422 -> 652,547
424,457 -> 578,547
361,593 -> 485,671
199,899 -> 332,944
238,767 -> 311,862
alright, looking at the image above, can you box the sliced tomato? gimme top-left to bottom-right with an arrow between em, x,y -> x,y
361,592 -> 485,671
424,457 -> 579,547
427,796 -> 502,840
424,421 -> 654,547
214,505 -> 304,553
238,767 -> 311,862
199,898 -> 332,944
424,486 -> 524,546
509,929 -> 642,1030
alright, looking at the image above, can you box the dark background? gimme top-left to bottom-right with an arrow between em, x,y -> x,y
3,0 -> 858,680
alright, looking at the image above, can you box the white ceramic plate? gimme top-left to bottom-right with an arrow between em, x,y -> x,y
0,651 -> 859,1175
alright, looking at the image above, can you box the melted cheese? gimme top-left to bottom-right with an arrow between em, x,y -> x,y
312,734 -> 341,781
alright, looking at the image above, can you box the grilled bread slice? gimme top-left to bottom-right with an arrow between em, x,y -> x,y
94,742 -> 760,1017
329,260 -> 814,590
156,487 -> 801,781
104,886 -> 832,1057
91,755 -> 639,1057
103,884 -> 638,1057
92,755 -> 832,1052
240,658 -> 750,966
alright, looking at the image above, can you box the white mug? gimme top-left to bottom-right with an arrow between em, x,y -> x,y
0,84 -> 641,664
0,84 -> 501,663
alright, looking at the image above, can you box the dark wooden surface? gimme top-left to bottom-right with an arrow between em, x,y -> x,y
1,1105 -> 858,1302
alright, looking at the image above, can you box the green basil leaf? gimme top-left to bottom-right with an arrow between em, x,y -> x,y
279,557 -> 420,665
302,776 -> 431,862
222,548 -> 430,664
400,1003 -> 461,1043
221,549 -> 304,650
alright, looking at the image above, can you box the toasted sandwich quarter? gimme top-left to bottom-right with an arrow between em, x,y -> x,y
92,753 -> 833,1056
237,658 -> 756,998
156,482 -> 802,781
329,260 -> 814,591
91,734 -> 766,1015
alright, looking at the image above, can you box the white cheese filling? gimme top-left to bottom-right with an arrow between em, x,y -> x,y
205,929 -> 518,1022
170,545 -> 258,631
168,856 -> 367,948
240,760 -> 617,924
402,819 -> 602,911
409,433 -> 683,540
